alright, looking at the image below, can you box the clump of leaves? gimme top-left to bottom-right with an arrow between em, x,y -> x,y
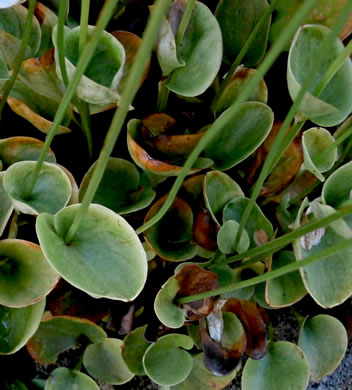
1,0 -> 352,389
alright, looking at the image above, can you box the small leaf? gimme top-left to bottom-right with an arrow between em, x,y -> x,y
143,334 -> 194,386
298,314 -> 348,382
83,338 -> 134,385
27,316 -> 107,364
36,204 -> 148,301
4,161 -> 72,215
242,341 -> 310,390
217,220 -> 250,255
45,367 -> 99,390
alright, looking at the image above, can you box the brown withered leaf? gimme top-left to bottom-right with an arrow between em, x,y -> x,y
193,207 -> 219,251
223,298 -> 267,360
176,264 -> 219,321
200,317 -> 246,376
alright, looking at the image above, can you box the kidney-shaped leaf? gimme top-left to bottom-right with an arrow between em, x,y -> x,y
45,367 -> 99,390
143,334 -> 194,386
83,338 -> 134,385
298,314 -> 347,382
0,239 -> 58,307
204,102 -> 274,171
4,161 -> 72,215
0,299 -> 45,355
27,316 -> 107,365
287,24 -> 352,127
242,341 -> 310,390
36,204 -> 147,301
217,220 -> 250,255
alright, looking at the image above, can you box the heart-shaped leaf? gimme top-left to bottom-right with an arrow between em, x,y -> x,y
34,2 -> 58,57
287,24 -> 352,127
302,127 -> 337,181
217,220 -> 250,255
143,334 -> 194,386
83,338 -> 134,385
204,102 -> 274,170
36,204 -> 147,301
122,325 -> 151,376
79,157 -> 155,214
53,25 -> 125,106
27,316 -> 107,364
166,1 -> 222,97
215,0 -> 270,66
0,299 -> 45,354
242,341 -> 310,390
298,314 -> 348,382
204,171 -> 244,225
0,172 -> 13,236
45,367 -> 99,390
265,251 -> 307,308
4,161 -> 72,215
0,239 -> 59,307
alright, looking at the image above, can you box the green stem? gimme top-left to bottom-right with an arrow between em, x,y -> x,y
175,0 -> 196,50
63,0 -> 173,244
156,78 -> 170,112
136,0 -> 319,235
7,211 -> 19,239
210,0 -> 280,113
178,237 -> 352,304
79,0 -> 91,56
25,0 -> 119,196
233,0 -> 352,251
0,0 -> 36,120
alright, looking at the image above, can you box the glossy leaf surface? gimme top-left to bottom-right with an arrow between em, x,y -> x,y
45,367 -> 99,390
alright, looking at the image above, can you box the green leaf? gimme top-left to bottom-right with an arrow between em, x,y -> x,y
265,251 -> 307,307
166,1 -> 222,97
217,220 -> 250,255
79,157 -> 155,215
83,338 -> 134,385
36,204 -> 147,301
45,368 -> 99,390
122,325 -> 151,375
4,161 -> 72,215
302,127 -> 337,181
215,0 -> 270,66
242,341 -> 310,390
298,314 -> 348,382
204,102 -> 274,171
143,334 -> 194,386
204,171 -> 244,225
0,239 -> 59,307
0,298 -> 45,354
53,25 -> 125,106
287,24 -> 352,127
0,172 -> 13,237
27,316 -> 107,365
34,2 -> 58,57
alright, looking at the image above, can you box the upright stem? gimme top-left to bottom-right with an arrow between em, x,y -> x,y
175,0 -> 196,50
63,0 -> 173,244
156,78 -> 170,112
0,0 -> 36,120
79,0 -> 91,56
136,0 -> 319,235
24,0 -> 119,197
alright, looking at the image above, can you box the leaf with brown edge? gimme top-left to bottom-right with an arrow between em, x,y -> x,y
176,264 -> 219,321
223,298 -> 267,360
193,207 -> 219,252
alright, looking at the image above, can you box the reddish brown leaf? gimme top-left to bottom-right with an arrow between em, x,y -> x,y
193,207 -> 219,251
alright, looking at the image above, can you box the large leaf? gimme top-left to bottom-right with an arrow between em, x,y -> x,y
36,204 -> 147,301
0,172 -> 13,237
204,102 -> 274,170
166,1 -> 222,97
287,24 -> 352,127
298,314 -> 348,382
45,368 -> 99,390
4,161 -> 72,215
0,299 -> 45,354
242,341 -> 310,390
27,316 -> 107,364
0,239 -> 59,307
215,0 -> 270,66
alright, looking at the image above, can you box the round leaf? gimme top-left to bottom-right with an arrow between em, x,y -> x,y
204,102 -> 274,170
0,299 -> 45,354
217,220 -> 250,255
45,367 -> 99,390
298,314 -> 348,382
36,204 -> 147,301
287,24 -> 352,127
0,239 -> 59,307
143,334 -> 194,386
83,338 -> 134,385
